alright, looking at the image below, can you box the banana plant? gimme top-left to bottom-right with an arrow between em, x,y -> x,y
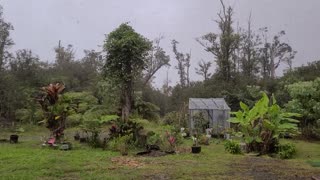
229,93 -> 300,154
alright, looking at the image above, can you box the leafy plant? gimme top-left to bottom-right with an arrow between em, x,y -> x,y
117,134 -> 133,155
135,99 -> 160,121
224,140 -> 242,154
286,78 -> 320,139
277,143 -> 296,159
229,92 -> 300,154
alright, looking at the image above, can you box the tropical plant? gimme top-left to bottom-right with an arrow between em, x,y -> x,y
229,92 -> 300,154
37,83 -> 66,141
164,131 -> 176,152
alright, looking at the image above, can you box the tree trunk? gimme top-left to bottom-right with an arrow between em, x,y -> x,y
121,81 -> 133,122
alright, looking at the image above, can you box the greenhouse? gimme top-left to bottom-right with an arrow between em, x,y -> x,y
188,98 -> 231,135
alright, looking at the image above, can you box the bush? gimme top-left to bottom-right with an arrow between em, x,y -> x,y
163,111 -> 188,128
224,140 -> 242,154
199,134 -> 210,145
147,133 -> 162,145
277,143 -> 296,159
118,134 -> 133,155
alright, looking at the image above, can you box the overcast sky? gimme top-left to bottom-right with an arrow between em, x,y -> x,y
1,0 -> 320,88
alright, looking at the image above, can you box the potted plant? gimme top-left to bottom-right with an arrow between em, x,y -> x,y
191,136 -> 201,153
191,112 -> 206,153
10,127 -> 24,143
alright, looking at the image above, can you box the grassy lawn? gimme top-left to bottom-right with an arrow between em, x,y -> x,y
0,126 -> 320,179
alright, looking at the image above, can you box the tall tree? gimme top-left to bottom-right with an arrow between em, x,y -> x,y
238,15 -> 261,82
103,23 -> 151,121
197,0 -> 239,81
143,37 -> 170,85
195,59 -> 212,80
54,41 -> 75,69
259,29 -> 296,79
171,39 -> 191,87
0,5 -> 14,71
10,49 -> 41,85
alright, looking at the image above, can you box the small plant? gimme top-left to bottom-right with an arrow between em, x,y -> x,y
199,134 -> 210,145
224,140 -> 242,154
192,136 -> 198,146
277,143 -> 296,159
191,136 -> 201,153
164,131 -> 176,152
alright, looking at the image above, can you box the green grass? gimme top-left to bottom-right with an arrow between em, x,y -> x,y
1,125 -> 320,179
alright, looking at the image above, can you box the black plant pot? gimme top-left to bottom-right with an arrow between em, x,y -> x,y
10,135 -> 19,143
191,146 -> 201,154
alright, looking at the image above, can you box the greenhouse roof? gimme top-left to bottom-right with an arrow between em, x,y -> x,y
188,98 -> 230,110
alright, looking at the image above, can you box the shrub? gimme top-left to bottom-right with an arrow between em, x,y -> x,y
147,133 -> 162,145
277,143 -> 296,159
117,134 -> 133,155
224,140 -> 242,154
199,134 -> 210,145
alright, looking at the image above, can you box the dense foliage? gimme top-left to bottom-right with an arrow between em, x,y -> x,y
229,93 -> 300,154
286,78 -> 320,138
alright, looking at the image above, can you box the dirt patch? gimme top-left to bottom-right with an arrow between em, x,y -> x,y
176,147 -> 191,154
230,156 -> 320,179
136,150 -> 173,157
111,157 -> 145,168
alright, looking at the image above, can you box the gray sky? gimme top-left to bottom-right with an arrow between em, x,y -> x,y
1,0 -> 320,88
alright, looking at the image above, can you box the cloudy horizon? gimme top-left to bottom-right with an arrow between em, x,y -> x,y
1,0 -> 320,88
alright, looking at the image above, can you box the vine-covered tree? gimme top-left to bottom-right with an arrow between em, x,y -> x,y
103,23 -> 151,121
